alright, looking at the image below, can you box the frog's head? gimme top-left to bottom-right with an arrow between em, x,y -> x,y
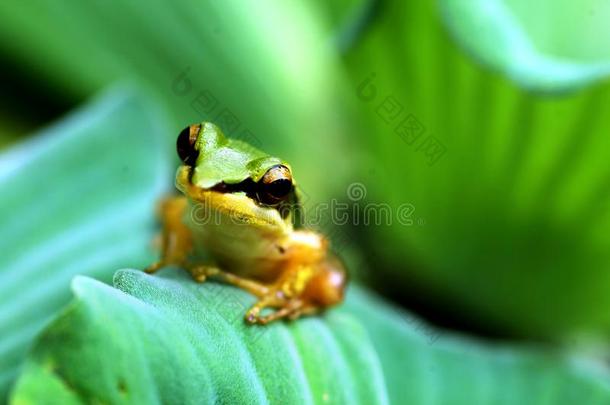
175,122 -> 300,227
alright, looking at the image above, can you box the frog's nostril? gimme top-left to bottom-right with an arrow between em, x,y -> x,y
177,124 -> 200,165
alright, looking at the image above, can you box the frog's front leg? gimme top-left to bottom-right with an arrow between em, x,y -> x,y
188,265 -> 270,297
145,195 -> 192,273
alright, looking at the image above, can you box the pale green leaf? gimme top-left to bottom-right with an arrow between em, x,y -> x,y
10,268 -> 610,404
0,87 -> 170,400
343,0 -> 610,338
439,0 -> 610,91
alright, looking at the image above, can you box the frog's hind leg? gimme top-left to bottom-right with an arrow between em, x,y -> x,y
244,295 -> 288,324
287,305 -> 319,321
250,300 -> 304,325
246,299 -> 319,325
244,266 -> 318,324
145,196 -> 192,274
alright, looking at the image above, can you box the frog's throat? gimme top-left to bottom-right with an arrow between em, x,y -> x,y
175,165 -> 290,229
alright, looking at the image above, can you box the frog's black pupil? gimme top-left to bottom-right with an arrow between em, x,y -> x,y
266,179 -> 292,198
177,126 -> 198,165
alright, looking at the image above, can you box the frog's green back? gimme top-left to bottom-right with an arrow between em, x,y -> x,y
191,122 -> 288,188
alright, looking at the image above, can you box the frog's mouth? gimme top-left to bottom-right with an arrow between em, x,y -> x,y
176,166 -> 296,226
194,188 -> 288,229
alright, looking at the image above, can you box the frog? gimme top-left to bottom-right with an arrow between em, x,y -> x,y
145,122 -> 347,324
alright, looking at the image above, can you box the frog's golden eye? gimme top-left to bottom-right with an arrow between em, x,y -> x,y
177,124 -> 201,165
259,165 -> 293,203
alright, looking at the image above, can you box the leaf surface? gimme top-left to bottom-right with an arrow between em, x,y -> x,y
0,88 -> 170,400
11,269 -> 610,404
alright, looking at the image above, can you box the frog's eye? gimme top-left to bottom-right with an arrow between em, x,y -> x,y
259,165 -> 293,203
177,124 -> 201,165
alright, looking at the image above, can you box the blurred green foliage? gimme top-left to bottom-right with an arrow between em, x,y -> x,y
440,0 -> 610,91
0,89 -> 170,400
341,0 -> 610,338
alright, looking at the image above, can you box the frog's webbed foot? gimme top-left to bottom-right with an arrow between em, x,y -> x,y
245,295 -> 318,325
243,266 -> 323,324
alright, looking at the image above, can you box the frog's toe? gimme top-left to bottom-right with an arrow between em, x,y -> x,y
244,295 -> 280,324
245,312 -> 259,324
246,299 -> 309,325
186,265 -> 216,283
144,261 -> 163,274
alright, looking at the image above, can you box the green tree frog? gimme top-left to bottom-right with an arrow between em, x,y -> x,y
146,122 -> 346,324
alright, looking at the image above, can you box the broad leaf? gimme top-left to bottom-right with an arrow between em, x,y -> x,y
0,87 -> 170,400
439,0 -> 610,91
342,0 -> 610,338
11,268 -> 610,404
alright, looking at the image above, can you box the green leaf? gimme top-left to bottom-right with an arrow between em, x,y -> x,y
343,0 -> 610,338
10,268 -> 610,404
11,270 -> 387,404
0,87 -> 170,400
308,0 -> 376,53
439,0 -> 610,92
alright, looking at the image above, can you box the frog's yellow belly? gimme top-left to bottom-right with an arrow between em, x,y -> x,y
184,194 -> 292,282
